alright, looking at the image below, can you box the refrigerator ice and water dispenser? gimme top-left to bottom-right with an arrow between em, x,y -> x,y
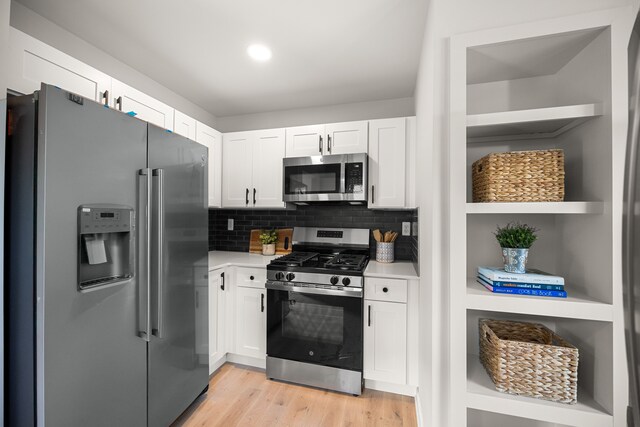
77,204 -> 134,292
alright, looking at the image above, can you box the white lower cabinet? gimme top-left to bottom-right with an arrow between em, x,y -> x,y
208,268 -> 227,373
234,286 -> 266,359
364,300 -> 407,384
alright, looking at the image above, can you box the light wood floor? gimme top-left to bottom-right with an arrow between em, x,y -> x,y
173,363 -> 417,427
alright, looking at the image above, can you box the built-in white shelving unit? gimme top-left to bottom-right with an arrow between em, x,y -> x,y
467,103 -> 603,142
466,201 -> 603,214
449,8 -> 632,427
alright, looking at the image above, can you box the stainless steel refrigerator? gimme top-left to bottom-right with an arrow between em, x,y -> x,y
5,84 -> 209,426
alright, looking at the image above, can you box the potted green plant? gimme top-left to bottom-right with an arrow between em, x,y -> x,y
494,222 -> 538,273
259,229 -> 278,256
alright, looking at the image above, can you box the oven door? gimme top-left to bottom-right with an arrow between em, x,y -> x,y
266,283 -> 363,371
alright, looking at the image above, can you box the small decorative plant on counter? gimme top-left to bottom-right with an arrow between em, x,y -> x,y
259,229 -> 278,256
494,222 -> 538,274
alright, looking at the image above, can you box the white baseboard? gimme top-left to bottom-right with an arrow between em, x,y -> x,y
415,389 -> 424,427
226,353 -> 266,369
209,354 -> 227,376
364,379 -> 417,396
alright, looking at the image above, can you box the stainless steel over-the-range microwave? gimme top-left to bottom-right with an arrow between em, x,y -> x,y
282,153 -> 368,204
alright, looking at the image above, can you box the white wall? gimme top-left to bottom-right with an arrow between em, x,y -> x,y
215,97 -> 414,132
0,0 -> 8,422
414,1 -> 640,426
9,1 -> 217,128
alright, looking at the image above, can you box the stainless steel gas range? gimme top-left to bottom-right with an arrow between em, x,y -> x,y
265,227 -> 370,395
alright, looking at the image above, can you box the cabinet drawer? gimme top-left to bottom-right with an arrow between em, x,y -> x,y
365,277 -> 407,303
235,267 -> 266,288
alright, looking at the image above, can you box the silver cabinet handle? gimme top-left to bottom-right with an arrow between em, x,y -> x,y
138,169 -> 151,342
319,135 -> 323,154
327,135 -> 332,153
152,169 -> 165,338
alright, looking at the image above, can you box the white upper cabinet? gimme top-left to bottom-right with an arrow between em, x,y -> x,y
222,129 -> 286,209
285,121 -> 368,157
325,121 -> 368,155
368,118 -> 406,208
222,132 -> 254,208
253,129 -> 286,208
196,122 -> 223,208
285,125 -> 325,157
8,28 -> 111,103
173,110 -> 197,141
111,79 -> 174,131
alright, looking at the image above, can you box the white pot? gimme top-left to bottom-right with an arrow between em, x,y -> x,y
262,243 -> 276,256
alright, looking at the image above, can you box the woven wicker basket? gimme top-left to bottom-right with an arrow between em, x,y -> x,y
472,149 -> 565,202
479,319 -> 579,404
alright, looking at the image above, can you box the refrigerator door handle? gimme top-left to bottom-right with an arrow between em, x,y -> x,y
152,168 -> 165,338
138,169 -> 151,342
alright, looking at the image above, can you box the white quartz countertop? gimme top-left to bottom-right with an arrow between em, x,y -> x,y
209,250 -> 419,279
208,250 -> 277,271
364,260 -> 419,279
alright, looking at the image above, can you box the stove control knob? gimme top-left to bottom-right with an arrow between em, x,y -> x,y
342,277 -> 351,286
275,272 -> 284,281
286,273 -> 295,281
330,276 -> 339,285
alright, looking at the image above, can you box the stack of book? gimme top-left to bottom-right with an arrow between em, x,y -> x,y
477,266 -> 567,298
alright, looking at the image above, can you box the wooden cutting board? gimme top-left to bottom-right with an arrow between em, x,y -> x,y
249,228 -> 294,255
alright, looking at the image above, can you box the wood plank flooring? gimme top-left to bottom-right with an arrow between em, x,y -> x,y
173,363 -> 417,427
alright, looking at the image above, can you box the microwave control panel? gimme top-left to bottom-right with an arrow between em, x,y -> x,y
345,163 -> 364,194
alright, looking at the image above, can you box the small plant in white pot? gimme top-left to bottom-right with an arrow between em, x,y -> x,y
494,222 -> 538,274
259,229 -> 278,256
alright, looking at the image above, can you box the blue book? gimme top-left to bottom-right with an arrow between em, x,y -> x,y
477,277 -> 567,298
478,273 -> 565,291
478,266 -> 564,285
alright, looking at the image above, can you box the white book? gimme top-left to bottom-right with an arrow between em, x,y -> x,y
477,266 -> 565,285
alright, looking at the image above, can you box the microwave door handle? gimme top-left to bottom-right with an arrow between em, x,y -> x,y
340,162 -> 346,194
319,135 -> 323,154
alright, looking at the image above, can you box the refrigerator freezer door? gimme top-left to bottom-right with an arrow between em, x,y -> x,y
147,124 -> 209,426
37,85 -> 148,426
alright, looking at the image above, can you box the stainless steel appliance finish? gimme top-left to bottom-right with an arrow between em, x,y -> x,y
266,227 -> 368,395
266,357 -> 363,396
282,153 -> 367,203
5,85 -> 208,427
625,20 -> 640,427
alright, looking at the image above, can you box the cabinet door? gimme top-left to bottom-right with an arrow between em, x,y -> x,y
111,79 -> 174,131
195,284 -> 208,358
235,286 -> 266,359
174,110 -> 197,141
196,122 -> 223,208
368,118 -> 406,208
325,121 -> 368,155
253,129 -> 286,208
285,125 -> 325,157
364,300 -> 407,384
222,132 -> 254,208
209,269 -> 226,373
8,28 -> 111,102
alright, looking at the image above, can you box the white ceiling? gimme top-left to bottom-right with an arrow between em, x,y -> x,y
16,0 -> 429,117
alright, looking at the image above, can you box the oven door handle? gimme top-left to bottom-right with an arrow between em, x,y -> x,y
265,282 -> 362,298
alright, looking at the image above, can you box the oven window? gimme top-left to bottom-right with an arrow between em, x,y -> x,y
282,302 -> 343,345
284,164 -> 341,194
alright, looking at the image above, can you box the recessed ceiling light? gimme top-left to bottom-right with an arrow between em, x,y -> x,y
247,44 -> 272,62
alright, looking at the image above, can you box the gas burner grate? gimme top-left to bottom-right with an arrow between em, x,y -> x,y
324,254 -> 367,271
271,251 -> 319,267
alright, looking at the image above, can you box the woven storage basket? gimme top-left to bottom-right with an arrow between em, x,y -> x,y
479,319 -> 579,404
472,149 -> 565,202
